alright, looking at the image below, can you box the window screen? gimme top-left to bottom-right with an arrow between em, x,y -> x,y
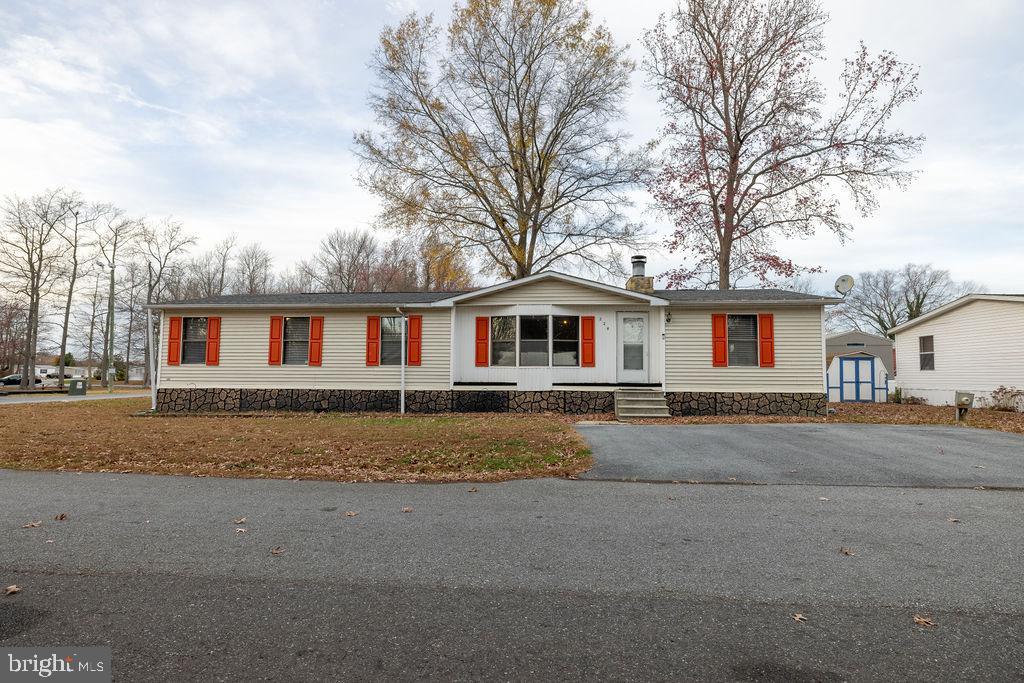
380,316 -> 403,366
491,316 -> 516,367
519,316 -> 549,367
552,316 -> 579,367
181,317 -> 207,364
727,315 -> 758,367
283,317 -> 310,365
919,335 -> 935,371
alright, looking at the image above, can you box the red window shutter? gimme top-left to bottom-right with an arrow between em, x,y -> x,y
407,315 -> 422,366
758,313 -> 775,368
205,316 -> 221,366
580,316 -> 596,367
308,316 -> 324,367
268,316 -> 283,365
711,314 -> 728,367
167,316 -> 182,366
366,316 -> 380,366
474,316 -> 489,367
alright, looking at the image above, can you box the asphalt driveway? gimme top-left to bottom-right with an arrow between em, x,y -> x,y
576,423 -> 1024,488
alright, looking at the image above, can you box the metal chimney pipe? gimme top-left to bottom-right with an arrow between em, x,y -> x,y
631,255 -> 647,278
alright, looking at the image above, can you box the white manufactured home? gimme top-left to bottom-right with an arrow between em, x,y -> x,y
889,294 -> 1024,409
150,259 -> 839,418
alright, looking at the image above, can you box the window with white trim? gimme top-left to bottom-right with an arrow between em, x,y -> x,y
380,316 -> 404,366
519,316 -> 549,366
919,335 -> 934,371
181,317 -> 208,364
283,317 -> 310,365
491,316 -> 516,367
727,315 -> 758,367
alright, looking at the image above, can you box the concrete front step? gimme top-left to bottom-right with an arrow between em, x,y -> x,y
614,389 -> 671,419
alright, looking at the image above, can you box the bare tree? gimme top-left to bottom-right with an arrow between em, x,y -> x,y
372,238 -> 419,292
232,242 -> 275,295
645,0 -> 923,289
275,262 -> 316,294
356,0 -> 648,279
93,206 -> 140,387
0,190 -> 73,387
54,196 -> 101,387
0,298 -> 27,372
310,229 -> 377,292
137,217 -> 194,384
835,264 -> 981,336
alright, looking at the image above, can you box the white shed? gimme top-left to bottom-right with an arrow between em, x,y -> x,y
889,294 -> 1024,409
827,352 -> 890,402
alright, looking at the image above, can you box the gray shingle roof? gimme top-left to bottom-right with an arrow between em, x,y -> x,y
157,291 -> 468,307
155,286 -> 838,308
654,288 -> 839,303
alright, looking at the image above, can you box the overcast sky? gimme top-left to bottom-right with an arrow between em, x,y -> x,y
1,0 -> 1021,291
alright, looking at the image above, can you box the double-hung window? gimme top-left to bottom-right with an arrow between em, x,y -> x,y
491,316 -> 516,367
552,316 -> 579,367
283,317 -> 310,365
181,317 -> 208,364
519,316 -> 550,366
727,315 -> 758,367
380,316 -> 404,365
919,335 -> 935,371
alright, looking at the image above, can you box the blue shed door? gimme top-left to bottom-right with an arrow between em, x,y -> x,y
839,357 -> 876,402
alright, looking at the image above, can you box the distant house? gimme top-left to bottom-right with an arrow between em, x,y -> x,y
826,331 -> 895,375
148,258 -> 841,417
889,294 -> 1024,408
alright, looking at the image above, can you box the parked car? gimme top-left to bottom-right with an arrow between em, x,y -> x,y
1,374 -> 42,386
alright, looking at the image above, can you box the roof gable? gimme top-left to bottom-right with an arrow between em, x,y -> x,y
437,271 -> 667,306
888,294 -> 1024,335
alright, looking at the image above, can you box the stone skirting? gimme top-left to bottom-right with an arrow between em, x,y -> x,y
155,388 -> 615,415
664,392 -> 827,417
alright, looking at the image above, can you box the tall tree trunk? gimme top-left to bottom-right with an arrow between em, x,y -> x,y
57,267 -> 77,389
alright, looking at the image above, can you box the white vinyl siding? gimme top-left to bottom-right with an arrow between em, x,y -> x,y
893,299 -> 1024,406
159,308 -> 451,390
462,278 -> 647,306
665,306 -> 825,393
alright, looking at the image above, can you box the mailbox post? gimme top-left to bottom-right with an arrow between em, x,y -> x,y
955,391 -> 974,423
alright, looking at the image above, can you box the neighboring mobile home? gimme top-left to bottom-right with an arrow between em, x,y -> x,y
889,294 -> 1024,409
151,257 -> 840,417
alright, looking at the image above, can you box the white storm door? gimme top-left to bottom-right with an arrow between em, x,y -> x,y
616,312 -> 649,384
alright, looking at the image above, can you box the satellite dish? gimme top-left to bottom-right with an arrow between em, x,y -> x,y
834,275 -> 855,296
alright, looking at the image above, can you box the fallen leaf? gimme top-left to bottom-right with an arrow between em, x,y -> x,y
21,521 -> 41,528
232,517 -> 247,525
839,547 -> 856,556
973,465 -> 986,469
913,615 -> 935,627
792,613 -> 807,623
54,513 -> 68,521
345,511 -> 359,517
235,528 -> 247,534
727,477 -> 737,482
3,585 -> 21,596
401,507 -> 413,513
947,518 -> 961,524
818,497 -> 830,502
45,540 -> 54,544
973,486 -> 986,491
270,546 -> 285,556
466,488 -> 478,493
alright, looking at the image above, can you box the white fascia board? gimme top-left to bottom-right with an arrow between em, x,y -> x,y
434,270 -> 669,307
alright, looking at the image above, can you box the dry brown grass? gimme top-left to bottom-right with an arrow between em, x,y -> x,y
0,399 -> 591,482
627,402 -> 1024,435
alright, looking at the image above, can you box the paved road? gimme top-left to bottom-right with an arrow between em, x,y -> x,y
577,423 -> 1024,488
2,469 -> 1023,680
0,391 -> 149,405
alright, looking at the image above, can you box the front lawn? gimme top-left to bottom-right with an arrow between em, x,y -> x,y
0,399 -> 591,482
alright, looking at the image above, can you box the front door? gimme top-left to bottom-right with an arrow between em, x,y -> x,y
616,312 -> 649,384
